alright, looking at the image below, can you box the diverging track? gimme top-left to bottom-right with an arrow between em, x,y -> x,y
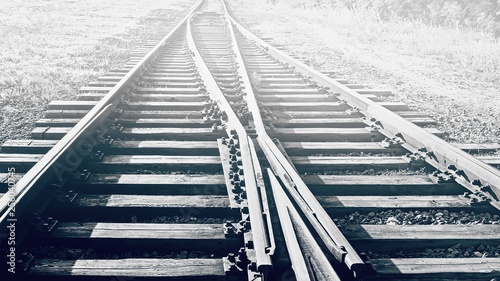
1,0 -> 500,280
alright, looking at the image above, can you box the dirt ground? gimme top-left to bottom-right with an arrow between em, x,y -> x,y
0,0 -> 196,144
227,0 -> 500,144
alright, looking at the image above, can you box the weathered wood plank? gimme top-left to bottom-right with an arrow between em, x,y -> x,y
262,102 -> 350,111
45,109 -> 90,118
0,153 -> 42,171
1,140 -> 58,153
363,94 -> 381,101
317,195 -> 473,212
396,111 -> 432,118
77,93 -> 106,101
135,87 -> 203,94
47,194 -> 235,220
148,71 -> 199,77
258,94 -> 337,102
377,102 -> 408,111
367,258 -> 500,280
85,155 -> 222,172
256,88 -> 324,95
147,63 -> 195,68
142,76 -> 199,81
87,81 -> 117,87
128,93 -> 208,101
122,101 -> 207,111
118,118 -> 212,128
272,111 -> 364,118
477,156 -> 500,166
47,223 -> 228,240
247,65 -> 290,70
31,127 -> 72,140
48,100 -> 206,110
355,89 -> 393,96
268,118 -> 367,128
269,116 -> 434,127
118,110 -> 205,119
37,118 -> 213,128
344,84 -> 372,89
271,128 -> 383,142
114,128 -> 226,140
423,127 -> 445,137
258,77 -> 304,83
32,127 -> 226,140
44,109 -> 205,119
453,143 -> 500,152
35,118 -> 82,127
97,76 -> 125,81
109,66 -> 133,71
103,140 -> 219,155
79,86 -> 114,92
405,117 -> 437,126
1,140 -> 219,155
247,69 -> 294,74
282,141 -> 405,155
0,153 -> 43,160
302,175 -> 462,195
72,174 -> 225,193
290,156 -> 413,171
72,195 -> 230,208
150,68 -> 197,73
29,258 -> 225,278
47,101 -> 98,110
342,225 -> 500,248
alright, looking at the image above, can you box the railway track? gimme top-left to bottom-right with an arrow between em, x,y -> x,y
1,0 -> 500,280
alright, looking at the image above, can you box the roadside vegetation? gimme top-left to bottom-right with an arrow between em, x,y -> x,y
0,0 -> 196,143
262,0 -> 500,85
230,0 -> 500,143
290,0 -> 500,34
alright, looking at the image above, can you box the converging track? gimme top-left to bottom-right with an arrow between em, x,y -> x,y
1,0 -> 500,280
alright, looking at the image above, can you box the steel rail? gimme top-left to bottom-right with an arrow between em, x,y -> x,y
186,12 -> 274,277
268,168 -> 342,281
227,10 -> 500,209
248,135 -> 276,256
221,1 -> 367,277
0,0 -> 204,227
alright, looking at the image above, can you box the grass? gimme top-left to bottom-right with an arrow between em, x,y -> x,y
228,0 -> 500,143
312,6 -> 500,85
239,0 -> 500,85
0,0 -> 196,143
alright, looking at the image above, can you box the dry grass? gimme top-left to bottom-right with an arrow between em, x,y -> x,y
305,4 -> 500,84
241,0 -> 500,85
229,0 -> 500,143
0,0 -> 196,143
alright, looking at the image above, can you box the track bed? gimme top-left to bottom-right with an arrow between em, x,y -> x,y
1,0 -> 499,280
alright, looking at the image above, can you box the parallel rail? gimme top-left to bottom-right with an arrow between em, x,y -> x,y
225,4 -> 500,279
229,12 -> 500,207
0,0 -> 204,230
